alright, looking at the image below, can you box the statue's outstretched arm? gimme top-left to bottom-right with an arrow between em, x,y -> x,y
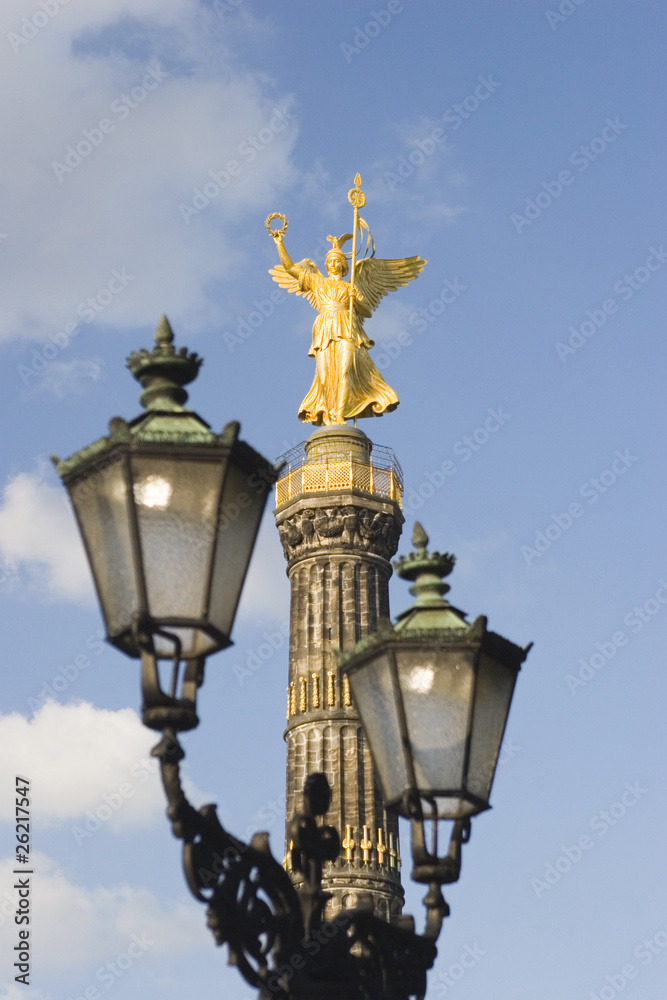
272,232 -> 299,278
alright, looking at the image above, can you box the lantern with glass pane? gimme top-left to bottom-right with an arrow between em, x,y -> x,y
339,523 -> 531,885
53,316 -> 277,732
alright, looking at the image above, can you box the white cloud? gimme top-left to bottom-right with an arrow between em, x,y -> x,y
0,0 -> 299,345
446,170 -> 468,189
0,986 -> 50,1000
0,853 -> 207,973
0,464 -> 93,604
21,358 -> 103,399
364,298 -> 415,344
0,702 -> 165,828
413,201 -> 469,224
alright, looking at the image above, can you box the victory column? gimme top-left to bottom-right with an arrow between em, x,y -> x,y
269,176 -> 426,918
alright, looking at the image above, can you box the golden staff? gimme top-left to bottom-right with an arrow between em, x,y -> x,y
347,172 -> 366,337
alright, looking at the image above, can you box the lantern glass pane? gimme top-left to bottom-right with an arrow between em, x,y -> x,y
207,462 -> 269,641
430,795 -> 477,819
152,626 -> 216,659
345,653 -> 408,806
396,647 -> 476,803
131,455 -> 220,657
68,457 -> 137,641
466,652 -> 518,804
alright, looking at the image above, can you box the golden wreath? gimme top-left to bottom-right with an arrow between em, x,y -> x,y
265,212 -> 288,238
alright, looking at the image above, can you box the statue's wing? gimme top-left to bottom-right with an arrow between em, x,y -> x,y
268,259 -> 322,309
354,256 -> 426,313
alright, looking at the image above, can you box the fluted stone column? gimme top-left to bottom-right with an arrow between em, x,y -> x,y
275,426 -> 404,919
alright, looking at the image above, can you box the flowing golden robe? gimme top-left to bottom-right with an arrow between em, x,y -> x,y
296,268 -> 398,426
268,236 -> 425,426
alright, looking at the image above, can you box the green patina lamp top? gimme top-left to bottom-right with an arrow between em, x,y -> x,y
127,314 -> 202,412
393,522 -> 470,635
52,315 -> 243,479
337,523 -> 478,670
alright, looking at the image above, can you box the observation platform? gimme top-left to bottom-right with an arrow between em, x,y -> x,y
275,429 -> 403,508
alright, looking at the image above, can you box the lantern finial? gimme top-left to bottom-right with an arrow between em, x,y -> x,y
394,523 -> 456,612
412,521 -> 429,551
154,313 -> 175,348
127,315 -> 202,412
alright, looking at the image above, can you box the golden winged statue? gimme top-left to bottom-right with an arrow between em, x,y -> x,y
267,175 -> 426,426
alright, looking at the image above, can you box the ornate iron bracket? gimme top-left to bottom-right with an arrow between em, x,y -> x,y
150,718 -> 456,1000
152,728 -> 303,997
287,772 -> 340,937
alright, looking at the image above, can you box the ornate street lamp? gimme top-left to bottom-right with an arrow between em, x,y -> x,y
338,523 -> 532,886
52,315 -> 277,732
53,320 -> 531,1000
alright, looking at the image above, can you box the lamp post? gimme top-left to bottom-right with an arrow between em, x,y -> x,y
53,317 -> 531,1000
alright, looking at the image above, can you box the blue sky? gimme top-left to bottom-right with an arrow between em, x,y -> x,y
0,1 -> 665,998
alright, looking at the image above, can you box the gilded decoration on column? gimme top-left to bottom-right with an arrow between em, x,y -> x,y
360,826 -> 373,863
377,828 -> 387,865
266,175 -> 426,426
343,826 -> 355,862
